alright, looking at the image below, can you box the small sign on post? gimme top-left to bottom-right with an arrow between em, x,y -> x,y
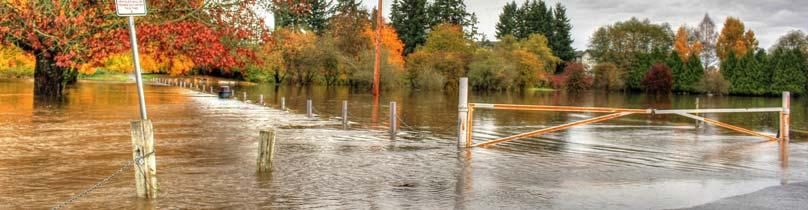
116,0 -> 148,16
117,0 -> 156,199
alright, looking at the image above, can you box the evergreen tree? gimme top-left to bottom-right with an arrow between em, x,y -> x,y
770,48 -> 808,94
513,1 -> 528,38
428,0 -> 469,26
390,0 -> 429,55
495,1 -> 519,39
307,0 -> 335,35
519,0 -> 549,39
725,50 -> 769,95
627,48 -> 669,90
551,3 -> 575,62
336,0 -> 363,14
668,52 -> 704,92
427,0 -> 478,40
272,1 -> 308,29
668,51 -> 685,91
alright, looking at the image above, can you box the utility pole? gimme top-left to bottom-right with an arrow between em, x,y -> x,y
373,0 -> 383,96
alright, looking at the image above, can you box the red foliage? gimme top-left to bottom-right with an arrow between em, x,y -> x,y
641,63 -> 674,93
0,1 -> 269,72
562,62 -> 592,91
550,75 -> 566,90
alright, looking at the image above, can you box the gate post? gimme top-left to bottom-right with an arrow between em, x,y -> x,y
457,77 -> 469,148
780,92 -> 791,164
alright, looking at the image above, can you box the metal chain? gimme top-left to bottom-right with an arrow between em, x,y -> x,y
52,151 -> 155,210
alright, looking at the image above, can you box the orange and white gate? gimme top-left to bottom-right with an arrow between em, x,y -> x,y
455,78 -> 792,150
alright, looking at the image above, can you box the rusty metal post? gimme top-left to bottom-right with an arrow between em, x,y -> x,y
780,92 -> 791,164
390,101 -> 397,136
457,77 -> 469,148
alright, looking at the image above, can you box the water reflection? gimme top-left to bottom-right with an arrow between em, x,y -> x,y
1,79 -> 806,209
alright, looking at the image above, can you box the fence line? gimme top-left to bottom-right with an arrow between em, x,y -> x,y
52,152 -> 155,210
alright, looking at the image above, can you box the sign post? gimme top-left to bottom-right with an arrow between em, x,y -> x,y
117,0 -> 158,199
117,0 -> 149,120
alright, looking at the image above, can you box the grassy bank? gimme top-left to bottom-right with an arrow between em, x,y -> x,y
79,69 -> 159,82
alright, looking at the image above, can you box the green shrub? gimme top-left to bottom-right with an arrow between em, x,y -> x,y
698,70 -> 730,95
593,63 -> 625,90
348,49 -> 405,89
467,49 -> 515,90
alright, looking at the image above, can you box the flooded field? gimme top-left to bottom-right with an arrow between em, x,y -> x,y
1,79 -> 807,209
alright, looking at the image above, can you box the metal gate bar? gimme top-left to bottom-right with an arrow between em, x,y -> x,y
471,112 -> 633,148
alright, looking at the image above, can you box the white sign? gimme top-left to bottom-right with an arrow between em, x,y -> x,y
116,0 -> 148,16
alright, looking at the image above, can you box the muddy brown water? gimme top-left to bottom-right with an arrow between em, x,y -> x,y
1,79 -> 807,209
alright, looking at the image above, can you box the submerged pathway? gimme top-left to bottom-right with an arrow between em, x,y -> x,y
678,181 -> 808,210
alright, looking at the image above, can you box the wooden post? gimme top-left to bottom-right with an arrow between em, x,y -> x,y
390,101 -> 397,136
202,84 -> 206,93
780,92 -> 791,165
130,120 -> 158,198
243,92 -> 247,101
457,77 -> 469,148
257,130 -> 277,173
281,97 -> 286,111
342,100 -> 348,127
307,99 -> 313,118
210,86 -> 214,94
260,94 -> 264,105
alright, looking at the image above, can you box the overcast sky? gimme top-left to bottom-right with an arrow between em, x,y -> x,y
270,0 -> 808,51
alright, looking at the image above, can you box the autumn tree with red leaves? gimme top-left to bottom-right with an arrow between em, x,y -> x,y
0,0 -> 270,98
641,63 -> 673,93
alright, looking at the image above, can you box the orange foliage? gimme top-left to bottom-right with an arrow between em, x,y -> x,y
168,55 -> 195,76
674,26 -> 703,60
0,44 -> 35,76
363,24 -> 405,68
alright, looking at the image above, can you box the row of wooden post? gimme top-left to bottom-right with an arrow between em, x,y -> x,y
159,78 -> 402,137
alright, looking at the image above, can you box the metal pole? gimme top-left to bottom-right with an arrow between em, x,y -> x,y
128,16 -> 148,120
307,99 -> 313,118
390,101 -> 397,136
281,97 -> 286,111
781,91 -> 791,165
457,77 -> 469,148
695,98 -> 700,128
342,100 -> 348,127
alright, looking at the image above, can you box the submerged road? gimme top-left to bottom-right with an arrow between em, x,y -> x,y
678,181 -> 808,210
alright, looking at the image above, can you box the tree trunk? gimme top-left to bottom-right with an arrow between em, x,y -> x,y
34,54 -> 66,98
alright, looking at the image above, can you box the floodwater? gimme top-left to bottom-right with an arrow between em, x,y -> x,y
1,78 -> 806,209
